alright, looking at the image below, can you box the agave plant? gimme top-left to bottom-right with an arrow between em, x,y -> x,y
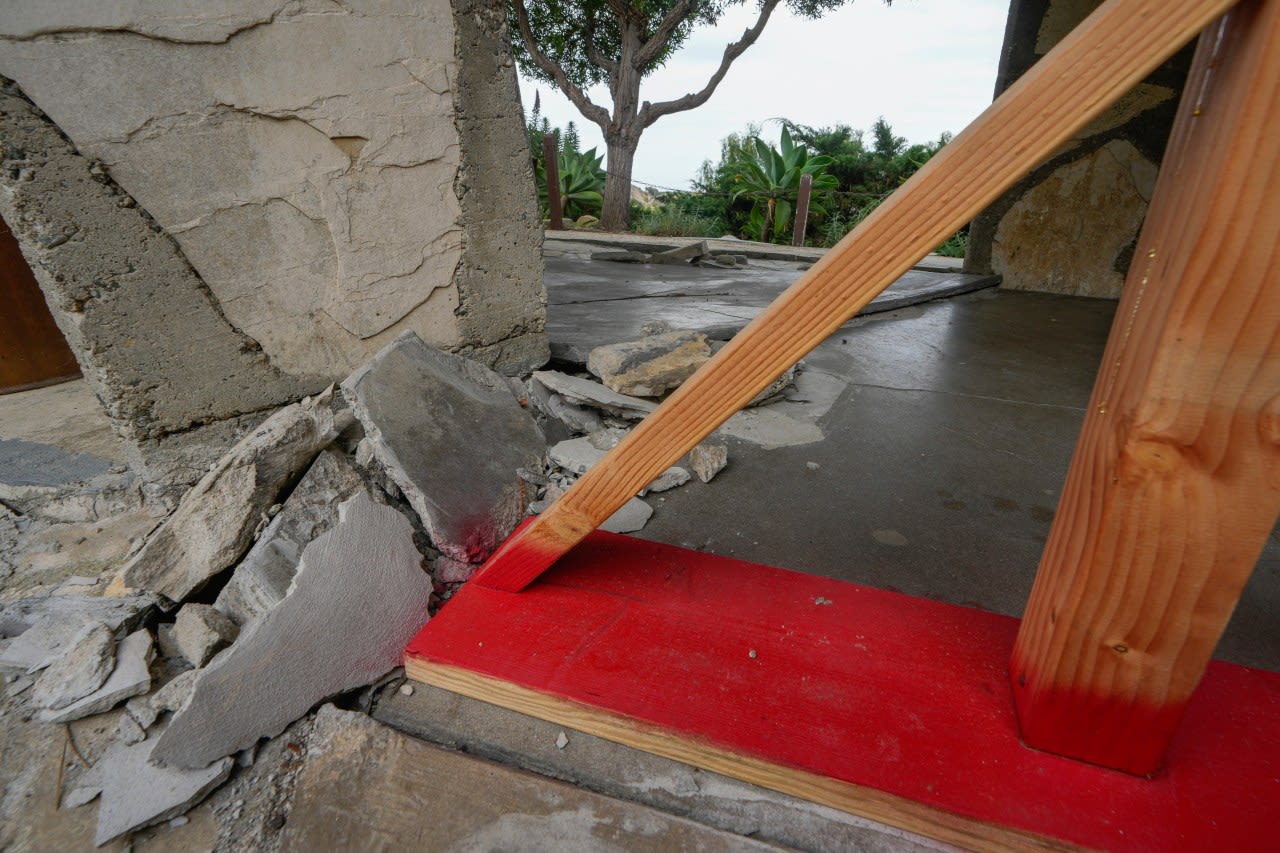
730,127 -> 838,243
537,147 -> 606,222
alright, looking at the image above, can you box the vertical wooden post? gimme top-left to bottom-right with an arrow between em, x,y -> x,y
1012,0 -> 1280,776
792,173 -> 813,247
542,134 -> 563,231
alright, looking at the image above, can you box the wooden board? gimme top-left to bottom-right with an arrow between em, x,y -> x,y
0,213 -> 80,394
408,531 -> 1280,852
1012,0 -> 1280,775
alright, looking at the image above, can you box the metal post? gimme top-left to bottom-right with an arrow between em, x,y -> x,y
542,134 -> 563,231
792,174 -> 813,246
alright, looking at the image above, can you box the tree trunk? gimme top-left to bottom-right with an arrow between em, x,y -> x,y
600,135 -> 638,231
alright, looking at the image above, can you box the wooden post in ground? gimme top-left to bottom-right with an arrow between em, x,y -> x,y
1011,0 -> 1280,776
792,173 -> 813,247
542,134 -> 563,231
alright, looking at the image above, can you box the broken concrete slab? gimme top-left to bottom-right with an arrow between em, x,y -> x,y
717,407 -> 824,449
111,393 -> 339,605
587,330 -> 711,397
30,620 -> 114,710
150,669 -> 199,716
600,498 -> 653,534
644,467 -> 691,494
655,241 -> 710,261
341,332 -> 544,565
126,695 -> 159,730
547,437 -> 606,476
284,704 -> 775,852
151,492 -> 432,769
689,444 -> 729,484
590,250 -> 652,263
93,735 -> 233,847
0,594 -> 153,670
116,711 -> 146,746
39,629 -> 153,723
172,605 -> 238,668
213,450 -> 366,627
531,371 -> 657,420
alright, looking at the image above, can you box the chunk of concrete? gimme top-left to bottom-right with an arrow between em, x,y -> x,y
31,621 -> 115,710
213,450 -> 366,626
688,444 -> 729,484
341,332 -> 544,565
587,330 -> 711,397
655,241 -> 709,261
172,604 -> 238,668
39,629 -> 154,723
150,669 -> 199,715
548,437 -> 606,476
151,492 -> 432,769
93,736 -> 233,846
0,595 -> 153,671
718,407 -> 824,449
112,393 -> 339,606
116,712 -> 146,746
126,695 -> 159,730
531,371 -> 657,420
644,467 -> 691,494
600,498 -> 653,534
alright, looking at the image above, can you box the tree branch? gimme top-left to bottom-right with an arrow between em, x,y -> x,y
513,0 -> 612,128
640,0 -> 780,127
633,0 -> 700,70
583,6 -> 618,76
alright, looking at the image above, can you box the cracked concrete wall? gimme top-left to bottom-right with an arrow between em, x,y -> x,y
0,0 -> 546,384
964,0 -> 1193,298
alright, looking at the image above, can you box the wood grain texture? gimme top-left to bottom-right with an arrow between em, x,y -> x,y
476,0 -> 1238,592
1012,0 -> 1280,776
409,531 -> 1280,852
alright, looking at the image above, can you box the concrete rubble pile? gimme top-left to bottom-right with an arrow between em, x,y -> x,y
0,326 -> 787,847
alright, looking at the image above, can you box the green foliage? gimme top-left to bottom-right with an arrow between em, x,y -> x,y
536,146 -> 606,220
633,192 -> 726,237
727,126 -> 838,243
934,229 -> 968,258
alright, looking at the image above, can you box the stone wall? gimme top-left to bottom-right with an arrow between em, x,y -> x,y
0,0 -> 546,386
965,0 -> 1194,298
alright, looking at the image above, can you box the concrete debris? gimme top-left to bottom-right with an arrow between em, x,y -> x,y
545,393 -> 605,435
236,745 -> 257,769
342,332 -> 544,566
644,467 -> 691,495
600,498 -> 653,534
548,437 -> 606,476
150,669 -> 199,715
0,594 -> 153,671
92,735 -> 233,846
7,675 -> 34,695
718,407 -> 824,449
399,683 -> 415,697
116,711 -> 147,745
641,320 -> 672,336
590,250 -> 651,263
155,623 -> 182,661
39,629 -> 153,723
586,428 -> 629,451
587,330 -> 711,397
126,695 -> 159,730
555,730 -> 570,749
531,371 -> 656,420
436,556 -> 478,584
214,450 -> 366,626
688,444 -> 729,484
748,365 -> 798,407
62,772 -> 103,810
31,620 -> 115,710
111,392 -> 339,605
656,241 -> 709,262
172,604 -> 238,668
151,492 -> 433,769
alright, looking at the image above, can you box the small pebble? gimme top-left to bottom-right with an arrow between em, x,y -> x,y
806,461 -> 820,471
169,816 -> 189,828
399,683 -> 415,697
555,731 -> 569,750
748,649 -> 758,659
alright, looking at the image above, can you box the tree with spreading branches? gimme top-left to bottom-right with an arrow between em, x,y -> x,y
510,0 -> 885,230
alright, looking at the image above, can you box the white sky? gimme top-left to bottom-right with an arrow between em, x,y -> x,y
518,0 -> 1010,190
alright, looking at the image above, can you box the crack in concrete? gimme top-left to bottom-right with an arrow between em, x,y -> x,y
848,381 -> 1086,413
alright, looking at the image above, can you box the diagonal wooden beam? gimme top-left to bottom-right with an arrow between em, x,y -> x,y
1011,0 -> 1280,776
476,0 -> 1240,593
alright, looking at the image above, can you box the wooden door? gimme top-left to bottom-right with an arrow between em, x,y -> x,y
0,214 -> 80,393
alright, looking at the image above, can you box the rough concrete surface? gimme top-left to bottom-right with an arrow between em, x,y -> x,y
151,492 -> 432,769
342,333 -> 544,565
39,629 -> 153,723
213,449 -> 366,626
113,393 -> 338,604
587,329 -> 711,397
0,80 -> 315,442
0,0 -> 546,380
30,620 -> 114,710
283,704 -> 783,852
0,595 -> 152,671
173,604 -> 238,668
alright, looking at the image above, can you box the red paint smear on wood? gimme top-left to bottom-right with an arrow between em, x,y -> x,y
409,532 -> 1280,852
472,516 -> 557,592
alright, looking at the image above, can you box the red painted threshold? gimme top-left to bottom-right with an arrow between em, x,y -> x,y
405,531 -> 1280,852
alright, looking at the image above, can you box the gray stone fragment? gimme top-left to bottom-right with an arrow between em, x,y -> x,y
341,333 -> 544,564
689,443 -> 729,484
39,630 -> 154,723
214,450 -> 367,626
546,394 -> 604,435
112,393 -> 339,605
93,736 -> 233,846
655,241 -> 709,261
62,775 -> 102,810
587,330 -> 711,397
116,711 -> 146,746
586,428 -> 629,451
126,695 -> 159,730
600,498 -> 653,534
0,595 -> 153,671
31,621 -> 115,710
644,467 -> 691,494
590,250 -> 651,263
548,438 -> 606,476
150,669 -> 199,715
155,623 -> 182,661
531,371 -> 657,420
172,604 -> 238,668
151,492 -> 433,769
717,407 -> 824,449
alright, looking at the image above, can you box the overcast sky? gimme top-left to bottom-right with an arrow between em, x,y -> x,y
517,0 -> 1010,190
